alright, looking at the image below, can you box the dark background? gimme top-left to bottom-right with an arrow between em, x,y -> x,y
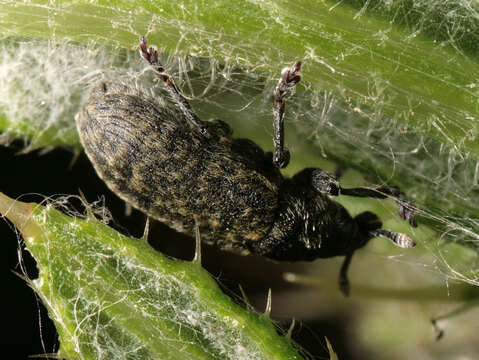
0,143 -> 368,359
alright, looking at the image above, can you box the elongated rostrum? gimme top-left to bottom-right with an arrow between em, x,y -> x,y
75,37 -> 417,295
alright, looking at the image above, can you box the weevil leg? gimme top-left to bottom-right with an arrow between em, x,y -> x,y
140,37 -> 205,130
272,61 -> 302,169
311,169 -> 417,226
124,203 -> 133,217
141,216 -> 151,241
431,318 -> 445,341
193,217 -> 202,264
339,252 -> 354,297
340,186 -> 417,227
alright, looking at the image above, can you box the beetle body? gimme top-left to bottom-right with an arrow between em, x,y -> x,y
76,82 -> 365,260
76,38 -> 417,295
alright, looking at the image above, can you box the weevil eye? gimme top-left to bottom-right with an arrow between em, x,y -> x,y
311,169 -> 340,195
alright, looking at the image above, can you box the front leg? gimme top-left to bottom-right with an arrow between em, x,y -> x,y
341,186 -> 417,227
272,61 -> 301,168
311,169 -> 417,227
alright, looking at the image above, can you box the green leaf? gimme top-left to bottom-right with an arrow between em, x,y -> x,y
0,192 -> 302,360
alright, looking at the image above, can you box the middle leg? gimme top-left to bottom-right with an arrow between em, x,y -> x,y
272,61 -> 302,169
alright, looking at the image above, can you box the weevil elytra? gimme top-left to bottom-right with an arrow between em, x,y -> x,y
75,37 -> 417,296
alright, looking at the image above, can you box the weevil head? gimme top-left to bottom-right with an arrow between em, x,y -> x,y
257,167 -> 393,261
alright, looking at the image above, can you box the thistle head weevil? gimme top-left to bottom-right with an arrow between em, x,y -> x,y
75,37 -> 417,296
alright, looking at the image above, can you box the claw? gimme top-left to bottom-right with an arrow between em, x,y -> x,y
140,37 -> 166,80
397,200 -> 418,228
280,61 -> 302,87
339,276 -> 350,297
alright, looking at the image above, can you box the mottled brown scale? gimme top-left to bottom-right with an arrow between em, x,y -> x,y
76,40 -> 418,296
76,82 -> 281,253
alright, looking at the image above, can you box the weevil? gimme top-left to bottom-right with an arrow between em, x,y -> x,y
75,37 -> 417,296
